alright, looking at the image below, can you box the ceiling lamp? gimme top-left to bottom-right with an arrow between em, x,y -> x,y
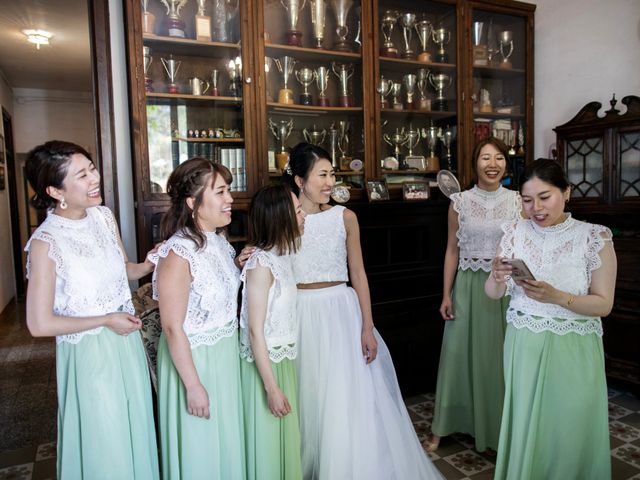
22,29 -> 52,50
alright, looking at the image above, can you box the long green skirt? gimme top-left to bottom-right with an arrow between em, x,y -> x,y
431,268 -> 509,451
494,323 -> 611,480
157,333 -> 246,480
56,328 -> 159,479
240,357 -> 303,480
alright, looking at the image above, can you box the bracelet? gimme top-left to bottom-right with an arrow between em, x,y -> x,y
567,294 -> 576,306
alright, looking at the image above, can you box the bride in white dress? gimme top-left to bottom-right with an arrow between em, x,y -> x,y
283,143 -> 443,480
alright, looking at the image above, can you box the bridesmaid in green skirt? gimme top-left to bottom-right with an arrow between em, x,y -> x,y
425,138 -> 521,453
487,159 -> 616,479
239,185 -> 306,480
24,141 -> 159,479
154,158 -> 253,479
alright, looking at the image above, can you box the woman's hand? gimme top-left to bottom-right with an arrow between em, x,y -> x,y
491,256 -> 512,283
186,383 -> 210,419
104,312 -> 142,335
266,386 -> 291,418
440,296 -> 455,320
361,328 -> 378,364
519,279 -> 563,304
235,246 -> 257,269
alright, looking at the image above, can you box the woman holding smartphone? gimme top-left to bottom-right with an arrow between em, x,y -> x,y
486,159 -> 616,479
425,137 -> 522,453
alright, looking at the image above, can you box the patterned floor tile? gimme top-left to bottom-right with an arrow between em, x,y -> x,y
610,421 -> 640,443
610,393 -> 640,412
611,443 -> 640,468
610,402 -> 635,420
442,449 -> 493,476
408,400 -> 435,420
0,463 -> 33,480
451,432 -> 476,450
412,420 -> 432,441
34,444 -> 55,462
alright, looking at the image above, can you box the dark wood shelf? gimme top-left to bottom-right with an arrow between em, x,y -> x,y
267,102 -> 363,114
380,57 -> 456,74
265,43 -> 362,62
146,92 -> 243,105
177,137 -> 244,143
382,108 -> 457,118
473,112 -> 525,119
473,65 -> 526,79
143,34 -> 240,56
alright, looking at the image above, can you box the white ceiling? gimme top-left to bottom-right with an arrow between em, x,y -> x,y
0,0 -> 93,91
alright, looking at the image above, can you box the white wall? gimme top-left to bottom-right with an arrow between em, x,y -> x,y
533,0 -> 640,158
0,71 -> 15,312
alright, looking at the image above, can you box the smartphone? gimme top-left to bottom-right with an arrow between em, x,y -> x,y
502,258 -> 536,281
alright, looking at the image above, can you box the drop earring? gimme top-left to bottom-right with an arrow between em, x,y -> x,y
60,198 -> 68,210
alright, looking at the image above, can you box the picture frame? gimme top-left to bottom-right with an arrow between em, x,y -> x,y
366,179 -> 389,202
402,181 -> 430,201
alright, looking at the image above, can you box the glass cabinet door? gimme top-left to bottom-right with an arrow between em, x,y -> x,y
374,1 -> 458,198
468,6 -> 531,188
140,0 -> 251,199
261,0 -> 366,201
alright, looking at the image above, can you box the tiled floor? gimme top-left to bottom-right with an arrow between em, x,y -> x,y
2,298 -> 640,479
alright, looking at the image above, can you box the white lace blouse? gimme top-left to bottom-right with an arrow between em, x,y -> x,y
451,185 -> 521,272
152,230 -> 240,349
239,249 -> 297,363
24,206 -> 134,345
293,206 -> 349,284
500,215 -> 612,337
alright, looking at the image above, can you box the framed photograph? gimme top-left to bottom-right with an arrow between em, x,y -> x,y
366,179 -> 389,202
403,181 -> 430,201
0,165 -> 5,191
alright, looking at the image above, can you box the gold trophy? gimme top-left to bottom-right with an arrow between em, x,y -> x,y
274,56 -> 297,104
268,118 -> 294,171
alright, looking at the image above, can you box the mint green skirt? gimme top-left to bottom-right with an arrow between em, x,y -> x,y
56,328 -> 159,479
241,357 -> 302,480
431,268 -> 509,451
495,323 -> 611,480
157,333 -> 246,480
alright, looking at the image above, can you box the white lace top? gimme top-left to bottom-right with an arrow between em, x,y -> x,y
24,206 -> 134,345
239,249 -> 297,363
152,230 -> 240,348
499,215 -> 612,337
293,206 -> 349,283
451,185 -> 521,272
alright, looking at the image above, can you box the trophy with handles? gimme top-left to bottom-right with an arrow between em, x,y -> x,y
383,128 -> 408,162
404,124 -> 424,170
329,0 -> 354,52
296,67 -> 316,106
160,0 -> 189,38
421,124 -> 441,172
376,77 -> 392,109
380,10 -> 400,58
269,118 -> 294,171
315,66 -> 330,106
428,71 -> 452,111
142,0 -> 156,35
303,125 -> 327,146
331,62 -> 354,107
499,30 -> 514,69
432,27 -> 451,63
161,55 -> 181,93
403,74 -> 417,110
399,13 -> 417,59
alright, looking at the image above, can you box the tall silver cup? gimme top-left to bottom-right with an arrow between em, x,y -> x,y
310,0 -> 327,48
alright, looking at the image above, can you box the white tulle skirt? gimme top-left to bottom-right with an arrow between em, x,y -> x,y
296,284 -> 443,480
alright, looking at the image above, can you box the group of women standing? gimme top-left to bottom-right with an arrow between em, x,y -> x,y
427,138 -> 616,479
24,140 -> 442,479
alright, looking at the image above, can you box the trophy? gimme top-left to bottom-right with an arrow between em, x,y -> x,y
268,118 -> 294,171
143,46 -> 154,92
472,22 -> 488,66
402,125 -> 423,169
142,0 -> 156,35
399,13 -> 417,59
310,0 -> 327,48
327,123 -> 340,169
441,125 -> 456,171
303,125 -> 327,146
486,18 -> 498,65
227,57 -> 241,97
421,125 -> 441,172
264,58 -> 274,101
210,68 -> 220,96
331,62 -> 354,107
380,10 -> 400,58
189,76 -> 209,95
499,30 -> 514,69
315,66 -> 330,106
274,56 -> 297,104
517,122 -> 525,155
329,0 -> 354,52
337,120 -> 350,169
376,77 -> 392,109
415,18 -> 432,62
403,74 -> 417,110
161,55 -> 181,93
390,82 -> 402,110
296,67 -> 316,105
431,27 -> 451,63
383,128 -> 407,162
416,68 -> 430,110
195,0 -> 212,41
211,0 -> 238,42
160,0 -> 188,38
428,72 -> 452,111
281,0 -> 307,47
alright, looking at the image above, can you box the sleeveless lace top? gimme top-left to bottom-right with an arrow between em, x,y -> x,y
500,216 -> 612,336
152,230 -> 240,348
293,205 -> 349,283
24,206 -> 134,345
239,249 -> 298,363
451,185 -> 521,272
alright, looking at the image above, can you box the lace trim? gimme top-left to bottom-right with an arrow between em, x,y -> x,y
507,309 -> 603,337
239,342 -> 298,363
585,225 -> 612,283
458,258 -> 492,272
56,326 -> 104,345
188,321 -> 238,349
240,250 -> 286,283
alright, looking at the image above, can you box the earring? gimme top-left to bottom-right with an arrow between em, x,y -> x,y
300,185 -> 304,194
60,198 -> 68,210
